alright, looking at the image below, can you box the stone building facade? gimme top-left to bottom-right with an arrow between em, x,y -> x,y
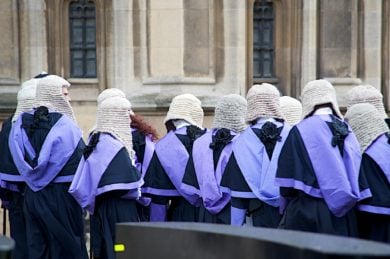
0,0 -> 389,136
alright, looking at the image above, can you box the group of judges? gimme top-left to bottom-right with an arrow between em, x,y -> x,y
0,72 -> 389,259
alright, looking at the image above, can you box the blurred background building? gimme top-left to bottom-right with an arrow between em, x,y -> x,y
0,0 -> 389,135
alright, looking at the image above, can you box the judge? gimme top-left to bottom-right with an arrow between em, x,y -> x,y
70,96 -> 143,259
221,83 -> 291,227
345,103 -> 390,243
94,88 -> 158,221
8,75 -> 88,258
182,94 -> 247,224
0,74 -> 47,259
276,79 -> 371,237
143,94 -> 206,222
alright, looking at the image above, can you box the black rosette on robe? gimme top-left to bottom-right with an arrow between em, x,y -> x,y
209,128 -> 234,170
23,106 -> 50,137
22,106 -> 52,167
209,128 -> 234,150
326,115 -> 349,156
255,121 -> 283,159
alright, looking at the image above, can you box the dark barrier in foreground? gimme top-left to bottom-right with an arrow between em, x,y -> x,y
115,222 -> 390,259
0,235 -> 14,259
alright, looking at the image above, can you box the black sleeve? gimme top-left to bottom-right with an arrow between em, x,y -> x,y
182,156 -> 199,189
231,197 -> 249,210
132,131 -> 146,164
150,195 -> 170,205
0,117 -> 19,175
276,127 -> 320,198
358,154 -> 390,208
143,152 -> 176,190
220,153 -> 251,192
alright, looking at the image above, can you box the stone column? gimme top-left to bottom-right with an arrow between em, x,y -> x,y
107,0 -> 136,92
362,0 -> 382,89
220,0 -> 247,97
0,0 -> 20,113
19,0 -> 48,81
300,0 -> 318,90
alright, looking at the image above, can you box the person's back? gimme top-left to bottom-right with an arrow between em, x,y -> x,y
70,95 -> 143,259
143,94 -> 206,222
9,75 -> 87,259
182,94 -> 248,224
276,79 -> 371,237
221,84 -> 291,228
345,103 -> 390,243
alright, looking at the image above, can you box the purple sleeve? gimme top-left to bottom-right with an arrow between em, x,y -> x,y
150,203 -> 167,222
231,206 -> 246,226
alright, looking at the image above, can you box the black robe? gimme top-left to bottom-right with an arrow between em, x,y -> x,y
220,124 -> 285,228
19,111 -> 87,259
276,126 -> 369,237
90,143 -> 141,259
357,153 -> 390,243
0,116 -> 28,259
143,126 -> 206,222
132,130 -> 150,221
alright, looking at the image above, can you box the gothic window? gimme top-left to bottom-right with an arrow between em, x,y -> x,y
253,0 -> 275,79
69,0 -> 97,78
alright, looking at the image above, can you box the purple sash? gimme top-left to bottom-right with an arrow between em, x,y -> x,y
9,114 -> 82,192
365,134 -> 390,184
69,133 -> 143,214
191,130 -> 236,214
154,127 -> 200,206
0,180 -> 20,192
233,121 -> 291,207
358,204 -> 390,215
296,115 -> 370,217
142,135 -> 155,178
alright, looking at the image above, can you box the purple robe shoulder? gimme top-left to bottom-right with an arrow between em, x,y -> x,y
188,129 -> 236,214
365,134 -> 390,185
69,133 -> 143,214
358,133 -> 390,215
152,127 -> 201,206
141,135 -> 154,178
276,115 -> 371,217
232,120 -> 291,207
8,112 -> 82,192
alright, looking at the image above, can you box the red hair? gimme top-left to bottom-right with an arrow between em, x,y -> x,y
130,114 -> 159,141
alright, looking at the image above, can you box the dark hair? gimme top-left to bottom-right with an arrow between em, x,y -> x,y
164,120 -> 176,133
130,114 -> 159,141
304,103 -> 339,119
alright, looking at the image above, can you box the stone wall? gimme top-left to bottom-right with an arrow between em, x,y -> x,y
0,0 -> 389,136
